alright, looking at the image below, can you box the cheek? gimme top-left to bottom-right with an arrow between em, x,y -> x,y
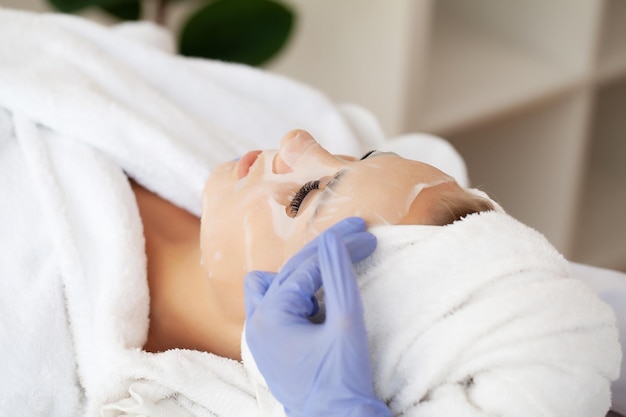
200,194 -> 235,275
282,201 -> 357,261
201,186 -> 298,277
245,208 -> 289,271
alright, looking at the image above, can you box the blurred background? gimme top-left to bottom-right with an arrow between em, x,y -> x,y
2,0 -> 624,271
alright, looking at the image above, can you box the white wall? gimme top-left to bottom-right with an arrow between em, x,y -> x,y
266,0 -> 425,136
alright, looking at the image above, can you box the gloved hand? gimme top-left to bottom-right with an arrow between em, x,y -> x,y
244,217 -> 392,417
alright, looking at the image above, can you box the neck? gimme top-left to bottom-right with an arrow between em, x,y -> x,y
132,181 -> 244,360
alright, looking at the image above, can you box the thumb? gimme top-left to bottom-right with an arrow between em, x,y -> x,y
244,271 -> 276,318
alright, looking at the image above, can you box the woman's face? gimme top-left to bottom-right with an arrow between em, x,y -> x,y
200,129 -> 457,285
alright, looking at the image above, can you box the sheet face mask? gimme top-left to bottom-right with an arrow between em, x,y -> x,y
257,149 -> 452,257
200,141 -> 455,284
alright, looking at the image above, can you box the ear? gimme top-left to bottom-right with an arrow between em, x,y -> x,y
397,182 -> 461,226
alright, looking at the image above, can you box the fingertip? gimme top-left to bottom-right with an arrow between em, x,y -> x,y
344,216 -> 366,227
244,271 -> 275,317
358,231 -> 377,252
244,270 -> 272,290
329,216 -> 367,235
343,232 -> 377,262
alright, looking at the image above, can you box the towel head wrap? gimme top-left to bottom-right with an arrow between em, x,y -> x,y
358,209 -> 621,416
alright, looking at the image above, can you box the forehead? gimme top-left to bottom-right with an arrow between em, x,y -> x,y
346,154 -> 450,185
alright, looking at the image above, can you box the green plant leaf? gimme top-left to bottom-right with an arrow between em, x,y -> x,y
179,0 -> 295,66
99,0 -> 141,20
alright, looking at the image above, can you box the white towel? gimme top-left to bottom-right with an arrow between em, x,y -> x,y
361,212 -> 621,417
243,210 -> 622,417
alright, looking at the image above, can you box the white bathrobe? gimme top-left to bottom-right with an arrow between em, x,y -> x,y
0,8 -> 621,417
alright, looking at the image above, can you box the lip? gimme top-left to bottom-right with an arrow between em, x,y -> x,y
237,150 -> 263,179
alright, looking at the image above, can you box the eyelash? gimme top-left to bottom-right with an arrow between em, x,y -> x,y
286,152 -> 375,217
288,180 -> 320,217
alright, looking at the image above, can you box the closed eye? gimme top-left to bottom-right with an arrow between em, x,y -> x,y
360,150 -> 377,160
288,180 -> 320,217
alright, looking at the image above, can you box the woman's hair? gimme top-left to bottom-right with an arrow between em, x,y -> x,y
429,188 -> 496,226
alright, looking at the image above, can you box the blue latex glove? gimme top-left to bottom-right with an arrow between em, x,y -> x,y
244,217 -> 392,417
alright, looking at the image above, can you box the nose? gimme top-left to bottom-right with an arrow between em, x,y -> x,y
273,129 -> 325,174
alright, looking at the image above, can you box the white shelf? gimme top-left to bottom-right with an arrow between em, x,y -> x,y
414,5 -> 582,136
597,0 -> 626,84
405,0 -> 626,268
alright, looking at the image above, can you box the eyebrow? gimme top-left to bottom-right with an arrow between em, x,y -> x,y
326,169 -> 347,191
310,169 -> 348,219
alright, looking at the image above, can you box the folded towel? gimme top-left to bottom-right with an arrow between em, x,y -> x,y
361,212 -> 620,416
243,210 -> 621,417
